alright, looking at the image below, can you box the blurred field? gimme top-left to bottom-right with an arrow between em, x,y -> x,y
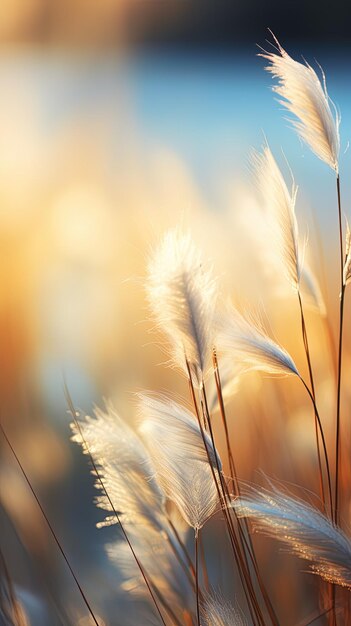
0,5 -> 351,624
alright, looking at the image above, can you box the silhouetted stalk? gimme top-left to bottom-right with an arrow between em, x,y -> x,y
212,349 -> 239,492
194,530 -> 200,626
167,517 -> 195,578
202,377 -> 279,626
185,359 -> 262,626
335,283 -> 345,524
165,527 -> 195,590
301,605 -> 333,626
335,173 -> 344,527
201,380 -> 276,626
299,376 -> 333,517
0,423 -> 101,626
297,290 -> 326,513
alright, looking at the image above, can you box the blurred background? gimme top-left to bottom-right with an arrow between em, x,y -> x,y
0,1 -> 351,625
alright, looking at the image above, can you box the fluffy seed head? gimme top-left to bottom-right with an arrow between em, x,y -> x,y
218,305 -> 299,378
139,393 -> 220,531
254,145 -> 302,290
234,487 -> 351,588
71,402 -> 165,531
260,37 -> 340,171
146,229 -> 217,387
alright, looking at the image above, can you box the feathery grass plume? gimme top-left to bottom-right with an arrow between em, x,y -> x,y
260,36 -> 340,171
71,402 -> 166,532
138,393 -> 220,531
254,145 -> 302,290
343,220 -> 351,287
146,229 -> 217,386
217,305 -> 299,377
202,593 -> 247,626
233,487 -> 351,588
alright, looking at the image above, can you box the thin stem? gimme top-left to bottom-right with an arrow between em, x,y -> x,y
212,349 -> 239,493
297,290 -> 327,513
300,376 -> 333,517
195,530 -> 200,626
213,349 -> 278,623
167,517 -> 195,578
300,606 -> 334,626
200,381 -> 268,626
165,527 -> 195,590
0,424 -> 100,626
336,175 -> 344,282
185,360 -> 261,626
335,284 -> 345,525
335,173 -> 345,527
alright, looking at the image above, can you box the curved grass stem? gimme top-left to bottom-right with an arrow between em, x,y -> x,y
297,290 -> 327,514
334,173 -> 345,528
0,423 -> 101,626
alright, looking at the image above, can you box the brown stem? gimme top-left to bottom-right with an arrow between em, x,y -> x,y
334,173 -> 344,527
335,283 -> 345,526
195,530 -> 200,626
0,424 -> 100,626
185,360 -> 262,626
297,290 -> 328,513
299,376 -> 333,518
167,517 -> 195,578
212,349 -> 239,493
213,351 -> 280,624
200,380 -> 269,626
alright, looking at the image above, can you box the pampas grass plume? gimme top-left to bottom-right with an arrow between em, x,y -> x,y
139,393 -> 220,531
218,304 -> 299,377
146,229 -> 217,387
234,487 -> 351,588
261,36 -> 340,171
254,144 -> 302,290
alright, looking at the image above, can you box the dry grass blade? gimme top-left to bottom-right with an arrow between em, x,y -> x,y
260,36 -> 340,171
146,229 -> 217,387
233,487 -> 351,588
218,305 -> 299,377
139,393 -> 220,531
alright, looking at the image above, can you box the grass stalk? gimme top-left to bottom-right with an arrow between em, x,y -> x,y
299,376 -> 333,517
185,359 -> 264,625
297,290 -> 327,513
212,349 -> 239,493
194,530 -> 200,626
335,173 -> 345,527
0,423 -> 101,626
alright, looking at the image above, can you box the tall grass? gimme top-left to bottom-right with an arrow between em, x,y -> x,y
3,37 -> 350,626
